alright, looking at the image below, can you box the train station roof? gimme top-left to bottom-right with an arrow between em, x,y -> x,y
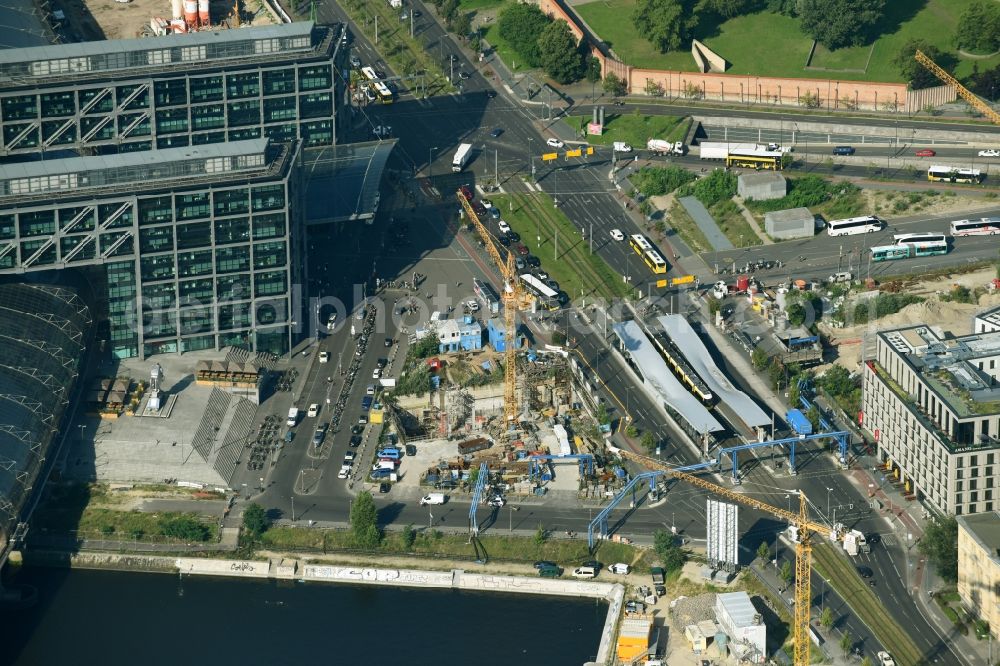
657,315 -> 771,429
612,320 -> 723,435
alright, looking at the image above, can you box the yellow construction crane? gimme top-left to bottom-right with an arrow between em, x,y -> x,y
608,445 -> 857,666
914,50 -> 1000,126
456,191 -> 533,425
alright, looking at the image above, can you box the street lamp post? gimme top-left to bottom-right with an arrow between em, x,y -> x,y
428,146 -> 437,178
290,496 -> 295,522
826,487 -> 833,519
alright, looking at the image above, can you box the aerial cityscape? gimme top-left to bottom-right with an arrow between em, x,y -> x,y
1,0 -> 1000,663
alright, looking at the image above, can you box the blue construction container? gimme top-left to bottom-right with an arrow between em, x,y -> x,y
786,408 -> 813,436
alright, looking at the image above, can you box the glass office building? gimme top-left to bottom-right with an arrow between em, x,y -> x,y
0,21 -> 342,156
0,138 -> 302,359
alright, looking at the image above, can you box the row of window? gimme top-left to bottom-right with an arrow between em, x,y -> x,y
138,241 -> 288,281
138,186 -> 286,225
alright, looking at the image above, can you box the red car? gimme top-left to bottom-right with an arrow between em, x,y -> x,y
515,243 -> 529,256
459,185 -> 474,201
915,149 -> 936,157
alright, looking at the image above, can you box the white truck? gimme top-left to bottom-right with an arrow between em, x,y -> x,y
646,139 -> 684,155
286,407 -> 299,427
420,493 -> 447,505
452,143 -> 473,172
613,141 -> 633,153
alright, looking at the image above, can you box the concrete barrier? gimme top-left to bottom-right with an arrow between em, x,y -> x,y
302,564 -> 455,588
175,557 -> 269,578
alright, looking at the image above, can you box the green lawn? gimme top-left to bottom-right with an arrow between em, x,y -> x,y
666,201 -> 713,254
567,114 -> 690,147
574,0 -> 997,85
483,24 -> 528,73
491,192 -> 631,301
459,0 -> 504,10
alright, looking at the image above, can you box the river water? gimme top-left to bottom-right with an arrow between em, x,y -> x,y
0,567 -> 608,666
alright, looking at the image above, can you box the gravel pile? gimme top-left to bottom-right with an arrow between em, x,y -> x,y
669,593 -> 717,631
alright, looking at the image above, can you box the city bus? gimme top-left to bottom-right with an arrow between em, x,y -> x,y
361,66 -> 393,104
629,234 -> 668,274
826,215 -> 884,236
950,217 -> 1000,236
519,274 -> 560,310
871,245 -> 913,262
726,151 -> 782,170
906,240 -> 948,256
472,277 -> 500,314
927,165 -> 983,184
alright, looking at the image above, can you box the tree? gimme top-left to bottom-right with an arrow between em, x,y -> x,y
350,491 -> 381,549
584,56 -> 602,83
440,0 -> 459,24
654,529 -> 686,573
603,73 -> 627,97
970,62 -> 1000,100
751,348 -> 769,370
894,40 -> 945,91
625,423 -> 639,437
596,403 -> 611,425
798,91 -> 820,108
820,606 -> 835,629
787,302 -> 807,327
768,357 -> 787,390
919,516 -> 958,583
162,515 -> 210,541
799,0 -> 884,50
819,365 -> 854,397
839,631 -> 853,656
640,431 -> 657,451
756,540 -> 770,562
955,1 -> 1000,54
537,20 -> 585,84
497,3 -> 550,67
644,79 -> 665,96
242,502 -> 268,540
696,0 -> 751,19
788,383 -> 801,407
534,523 -> 548,546
632,0 -> 696,54
806,404 -> 821,430
402,523 -> 416,550
764,0 -> 796,15
779,559 -> 793,587
450,12 -> 472,39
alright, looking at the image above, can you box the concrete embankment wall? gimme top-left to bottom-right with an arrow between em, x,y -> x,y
25,552 -> 625,665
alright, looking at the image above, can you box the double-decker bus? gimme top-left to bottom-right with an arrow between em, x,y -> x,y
519,273 -> 560,310
360,66 -> 393,104
871,245 -> 913,262
950,217 -> 1000,236
928,165 -> 983,183
472,277 -> 500,314
826,215 -> 884,236
628,234 -> 668,274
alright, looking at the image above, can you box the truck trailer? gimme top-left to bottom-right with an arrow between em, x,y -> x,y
452,143 -> 473,172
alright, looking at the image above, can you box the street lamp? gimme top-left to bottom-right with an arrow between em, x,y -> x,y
826,487 -> 833,517
290,496 -> 295,522
821,577 -> 831,611
428,146 -> 437,178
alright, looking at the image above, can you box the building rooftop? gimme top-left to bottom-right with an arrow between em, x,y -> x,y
976,304 -> 1000,331
959,512 -> 1000,564
0,138 -> 291,203
0,21 -> 333,87
738,172 -> 785,187
619,616 -> 652,639
716,591 -> 759,628
765,207 -> 813,225
881,325 -> 1000,418
612,320 -> 723,435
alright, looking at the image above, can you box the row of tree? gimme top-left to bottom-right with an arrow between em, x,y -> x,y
496,4 -> 595,84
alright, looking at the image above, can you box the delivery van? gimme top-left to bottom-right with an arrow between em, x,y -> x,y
286,407 -> 300,426
420,493 -> 447,505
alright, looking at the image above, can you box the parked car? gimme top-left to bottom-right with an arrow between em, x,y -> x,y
489,208 -> 501,220
497,220 -> 511,234
349,55 -> 362,68
610,228 -> 625,241
876,652 -> 896,666
307,403 -> 320,418
525,255 -> 541,268
915,149 -> 936,157
609,563 -> 631,575
979,149 -> 1000,157
358,414 -> 369,425
349,435 -> 362,447
538,565 -> 562,578
534,270 -> 549,280
384,337 -> 393,347
545,279 -> 559,291
311,428 -> 325,446
572,566 -> 597,579
372,368 -> 382,379
505,231 -> 521,243
515,243 -> 529,256
534,560 -> 558,569
490,128 -> 503,138
459,185 -> 473,201
319,351 -> 329,363
405,444 -> 417,456
338,465 -> 351,479
546,137 -> 564,148
379,482 -> 392,493
515,257 -> 526,271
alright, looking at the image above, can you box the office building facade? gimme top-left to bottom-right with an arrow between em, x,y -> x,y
957,512 -> 1000,638
0,138 -> 302,359
862,325 -> 1000,516
0,21 -> 342,156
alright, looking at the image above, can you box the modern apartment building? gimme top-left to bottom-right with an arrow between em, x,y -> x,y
957,512 -> 1000,637
0,21 -> 342,156
862,324 -> 1000,516
0,138 -> 302,359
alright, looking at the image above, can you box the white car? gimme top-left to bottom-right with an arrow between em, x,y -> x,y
572,567 -> 597,579
979,149 -> 1000,157
876,652 -> 895,666
373,125 -> 392,138
338,465 -> 351,479
610,228 -> 625,241
608,563 -> 631,575
344,450 -> 356,462
319,351 -> 329,363
497,220 -> 511,234
487,496 -> 505,508
307,403 -> 320,418
546,137 -> 564,149
372,367 -> 382,379
465,299 -> 480,312
326,313 -> 337,331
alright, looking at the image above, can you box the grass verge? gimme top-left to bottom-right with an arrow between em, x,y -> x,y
666,200 -> 713,254
812,542 -> 923,666
712,199 -> 762,248
262,525 -> 651,567
334,0 -> 454,95
567,114 -> 690,148
483,24 -> 528,73
491,191 -> 631,301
